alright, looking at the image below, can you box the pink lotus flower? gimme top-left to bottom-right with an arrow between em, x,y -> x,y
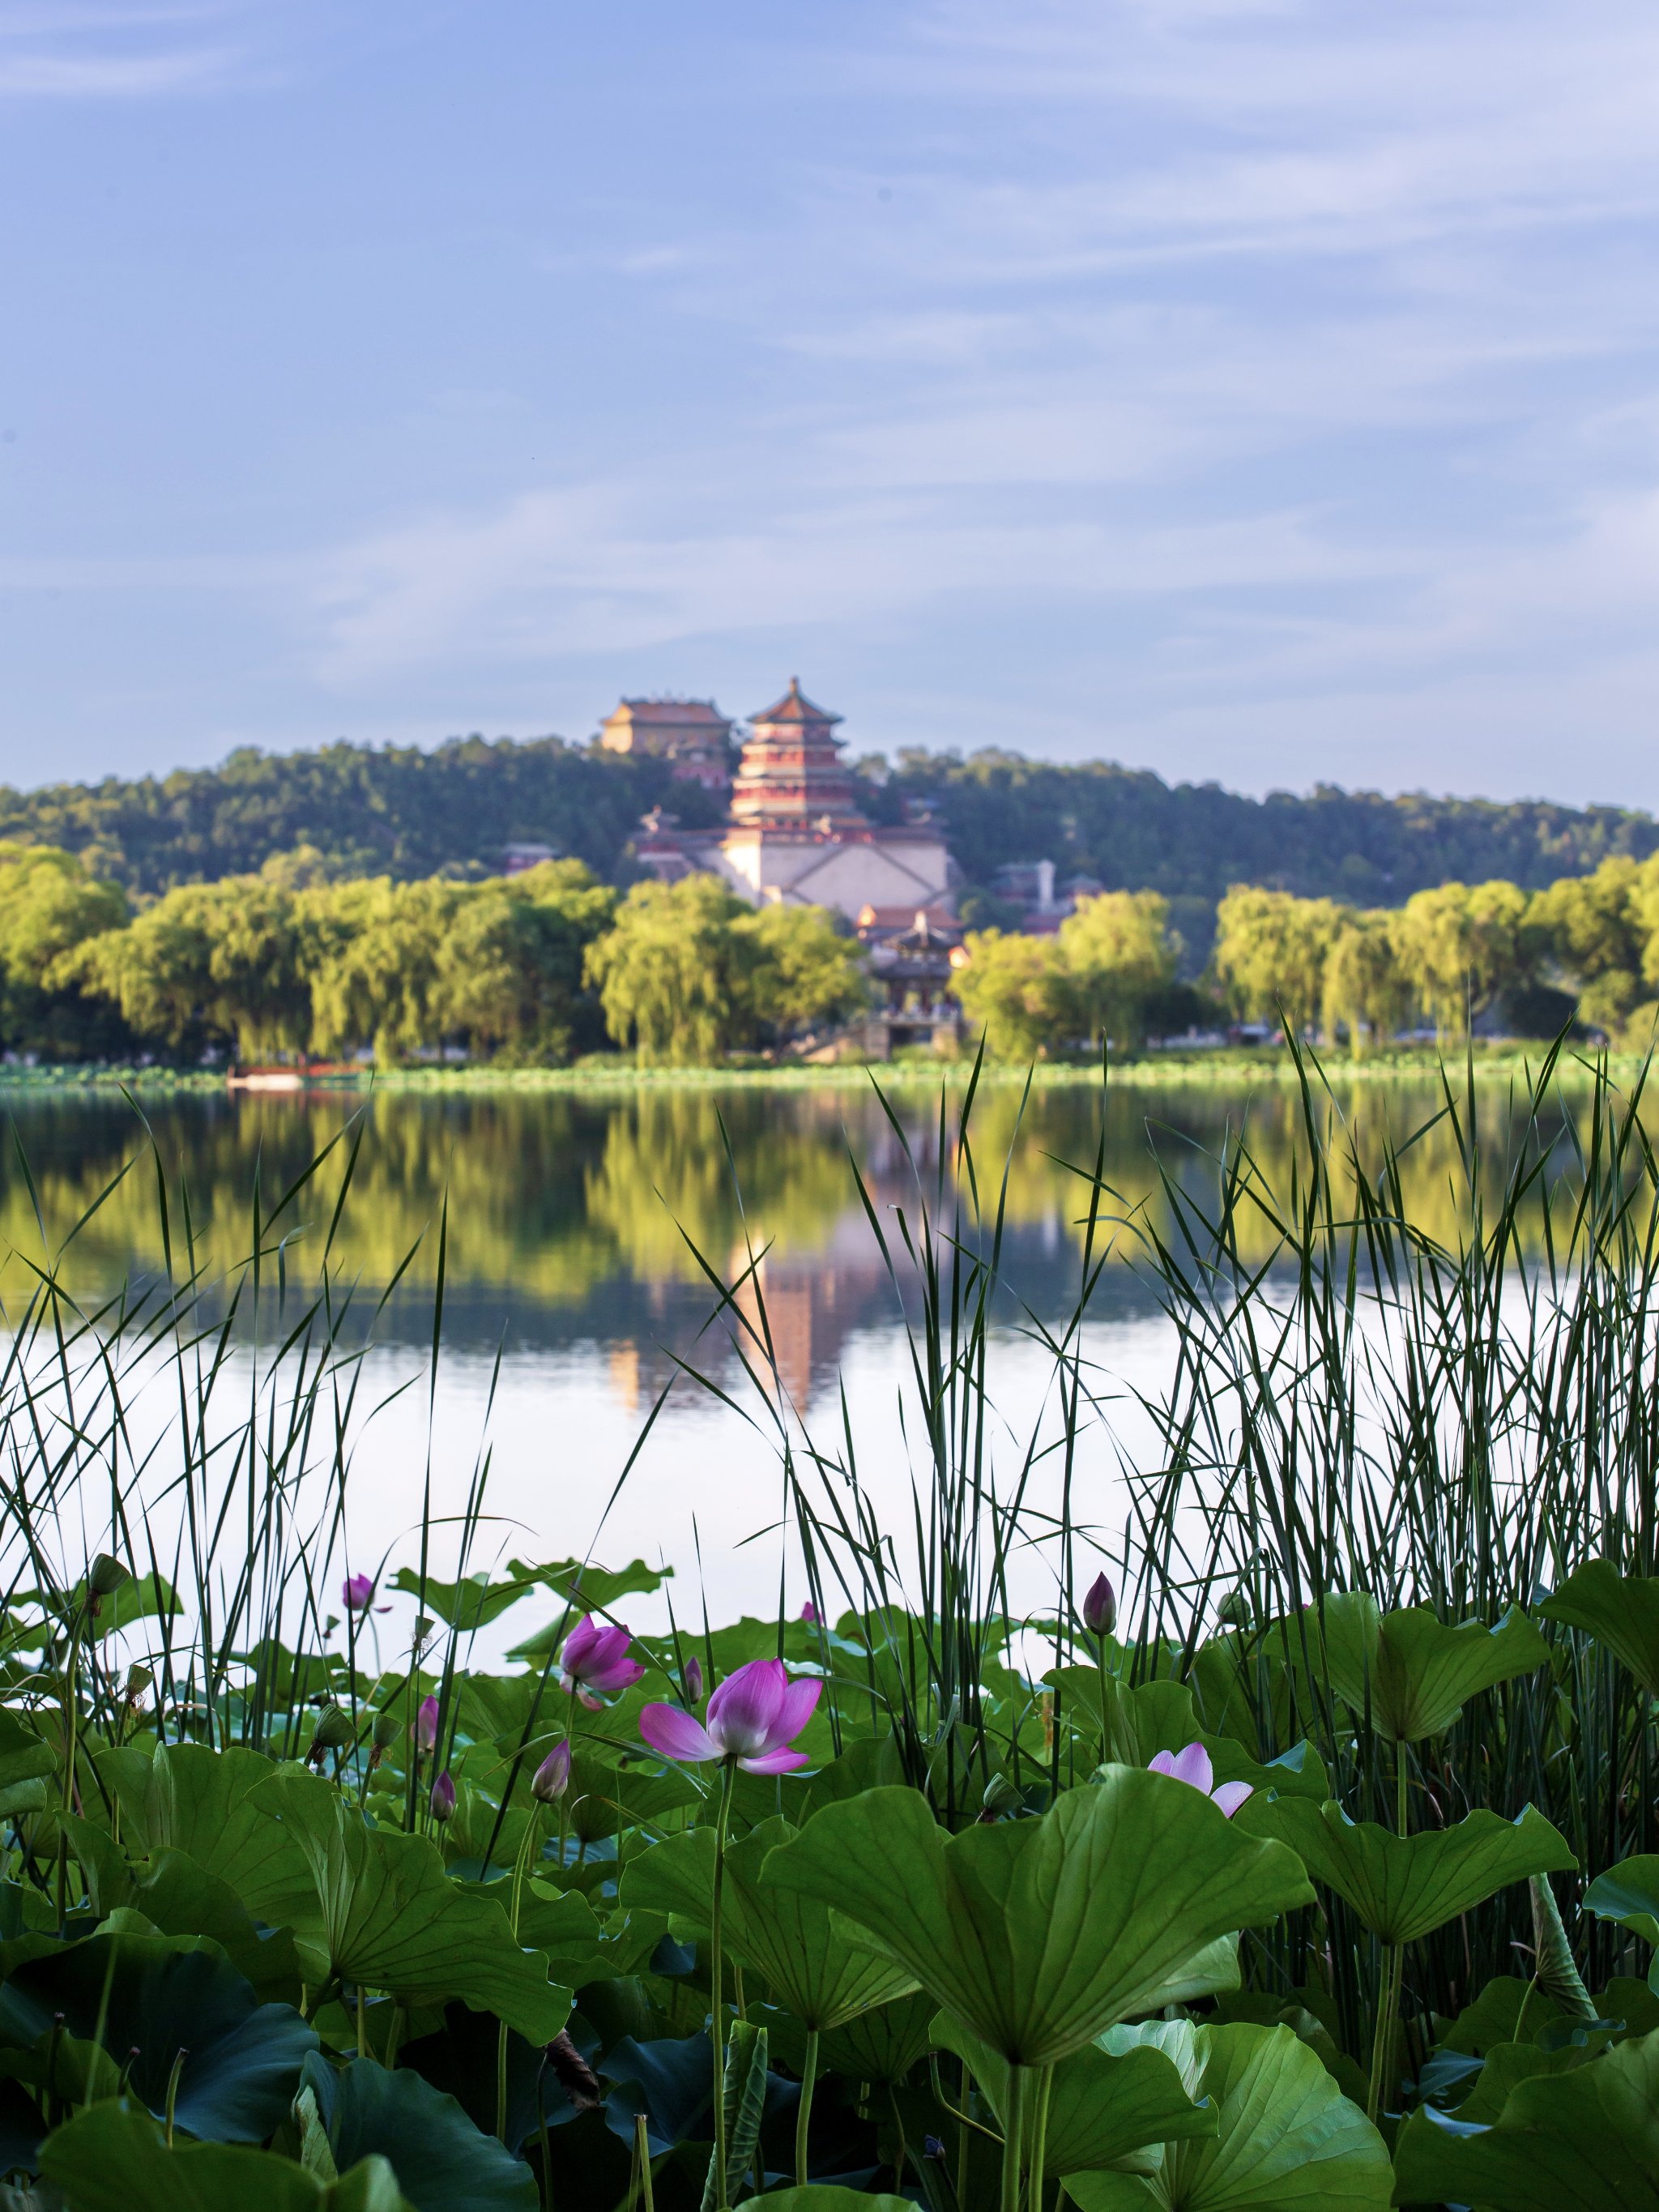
800,1599 -> 821,1626
412,1694 -> 440,1754
1147,1741 -> 1252,1819
639,1657 -> 821,1774
683,1655 -> 704,1705
343,1574 -> 375,1609
559,1615 -> 646,1708
430,1769 -> 456,1822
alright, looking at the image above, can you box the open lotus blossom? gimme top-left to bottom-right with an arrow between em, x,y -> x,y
639,1657 -> 820,1774
559,1615 -> 646,1708
1147,1741 -> 1252,1819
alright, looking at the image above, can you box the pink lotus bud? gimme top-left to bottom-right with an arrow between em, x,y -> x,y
343,1574 -> 376,1611
429,1769 -> 456,1823
683,1656 -> 704,1704
533,1740 -> 572,1804
1081,1572 -> 1115,1637
800,1599 -> 821,1626
412,1694 -> 440,1755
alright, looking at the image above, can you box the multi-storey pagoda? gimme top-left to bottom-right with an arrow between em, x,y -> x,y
636,679 -> 955,922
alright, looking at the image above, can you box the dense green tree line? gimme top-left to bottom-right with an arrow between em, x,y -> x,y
1,734 -> 1652,955
1,850 -> 864,1067
953,858 -> 1659,1058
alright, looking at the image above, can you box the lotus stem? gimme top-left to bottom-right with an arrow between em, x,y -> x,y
1028,2065 -> 1054,2212
710,1759 -> 737,2210
795,2026 -> 819,2186
1000,2060 -> 1026,2212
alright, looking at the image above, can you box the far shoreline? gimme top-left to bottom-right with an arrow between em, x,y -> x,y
0,1040 -> 1633,1095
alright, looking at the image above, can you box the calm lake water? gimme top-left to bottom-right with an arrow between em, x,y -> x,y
0,1071 -> 1572,1638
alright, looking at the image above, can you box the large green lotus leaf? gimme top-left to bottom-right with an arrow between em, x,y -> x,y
504,1558 -> 670,1659
1246,1799 -> 1575,1945
1067,2020 -> 1392,2210
1584,1855 -> 1659,1991
623,1819 -> 918,2030
1542,1561 -> 1659,1692
761,1774 -> 1312,2066
386,1569 -> 538,1633
932,2013 -> 1213,2176
0,1710 -> 55,1819
748,2193 -> 914,2212
40,2098 -> 412,2211
1315,1598 -> 1549,1743
0,1929 -> 316,2142
100,1741 -> 322,1949
69,1569 -> 183,1638
251,1770 -> 569,2043
1392,2023 -> 1659,2208
299,2051 -> 539,2212
770,1989 -> 939,2087
66,1816 -> 318,1995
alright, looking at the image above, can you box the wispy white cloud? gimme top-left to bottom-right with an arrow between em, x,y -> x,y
0,1 -> 254,98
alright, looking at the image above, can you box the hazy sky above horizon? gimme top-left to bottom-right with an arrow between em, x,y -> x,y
2,2 -> 1657,806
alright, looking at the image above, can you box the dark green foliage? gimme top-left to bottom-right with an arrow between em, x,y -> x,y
0,737 -> 727,898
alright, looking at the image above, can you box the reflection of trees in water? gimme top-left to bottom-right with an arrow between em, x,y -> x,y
0,1074 -> 1600,1325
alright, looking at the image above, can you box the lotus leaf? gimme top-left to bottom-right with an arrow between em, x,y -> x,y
1392,2022 -> 1659,2208
1542,1560 -> 1659,1692
0,1929 -> 316,2142
251,1770 -> 570,2043
1246,1800 -> 1575,1944
100,1741 -> 324,1950
1313,1597 -> 1549,1743
40,2096 -> 413,2210
1584,1855 -> 1659,1992
623,1817 -> 919,2029
67,1817 -> 316,1995
760,1773 -> 1312,2065
0,1711 -> 54,1822
1065,2021 -> 1392,2209
931,2013 -> 1215,2176
298,2050 -> 539,2212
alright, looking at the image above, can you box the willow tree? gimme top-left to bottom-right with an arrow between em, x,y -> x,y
583,876 -> 760,1065
1391,879 -> 1529,1041
1058,889 -> 1178,1050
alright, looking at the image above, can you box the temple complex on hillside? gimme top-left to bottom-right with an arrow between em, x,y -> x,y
633,679 -> 956,924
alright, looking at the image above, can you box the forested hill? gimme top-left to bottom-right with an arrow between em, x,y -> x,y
0,737 -> 727,896
0,731 -> 1653,913
877,749 -> 1659,908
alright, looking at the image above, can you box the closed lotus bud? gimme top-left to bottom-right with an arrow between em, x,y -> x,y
429,1770 -> 456,1823
683,1655 -> 703,1705
412,1694 -> 440,1754
372,1710 -> 402,1751
1081,1572 -> 1115,1638
532,1740 -> 572,1804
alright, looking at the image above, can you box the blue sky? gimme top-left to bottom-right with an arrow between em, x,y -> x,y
2,2 -> 1657,805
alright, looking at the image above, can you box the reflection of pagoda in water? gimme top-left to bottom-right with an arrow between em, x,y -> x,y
638,680 -> 955,924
